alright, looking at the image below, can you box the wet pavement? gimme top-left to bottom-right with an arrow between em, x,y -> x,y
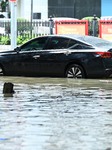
0,76 -> 112,150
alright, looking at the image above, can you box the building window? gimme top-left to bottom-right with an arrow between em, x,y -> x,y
33,13 -> 41,19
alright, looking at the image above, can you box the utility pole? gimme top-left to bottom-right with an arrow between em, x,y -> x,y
30,0 -> 33,38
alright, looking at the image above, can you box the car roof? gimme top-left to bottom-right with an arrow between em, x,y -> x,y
39,34 -> 90,45
43,34 -> 112,48
41,34 -> 86,41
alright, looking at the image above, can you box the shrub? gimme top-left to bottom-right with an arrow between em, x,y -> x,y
17,36 -> 31,45
0,35 -> 32,45
0,36 -> 10,45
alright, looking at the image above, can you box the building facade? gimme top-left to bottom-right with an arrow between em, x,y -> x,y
48,0 -> 112,19
1,0 -> 112,19
48,0 -> 101,19
17,0 -> 48,20
17,0 -> 101,20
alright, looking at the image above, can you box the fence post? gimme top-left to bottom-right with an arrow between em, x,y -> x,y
49,16 -> 53,35
30,0 -> 33,38
92,14 -> 97,37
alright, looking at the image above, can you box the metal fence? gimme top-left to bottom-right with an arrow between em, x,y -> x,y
0,20 -> 52,37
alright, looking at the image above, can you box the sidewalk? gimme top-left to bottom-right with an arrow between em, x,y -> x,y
0,45 -> 11,51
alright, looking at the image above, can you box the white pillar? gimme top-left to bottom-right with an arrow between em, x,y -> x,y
10,1 -> 17,49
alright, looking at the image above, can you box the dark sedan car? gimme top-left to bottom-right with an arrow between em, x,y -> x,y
0,34 -> 112,79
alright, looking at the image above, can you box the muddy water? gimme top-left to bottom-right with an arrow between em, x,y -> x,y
0,77 -> 112,150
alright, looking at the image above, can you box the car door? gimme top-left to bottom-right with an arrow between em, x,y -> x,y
12,36 -> 49,76
35,37 -> 72,76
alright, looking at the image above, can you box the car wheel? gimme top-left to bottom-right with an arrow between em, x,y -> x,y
0,66 -> 4,75
66,64 -> 85,79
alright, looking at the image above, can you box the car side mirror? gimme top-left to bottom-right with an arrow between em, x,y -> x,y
14,47 -> 20,53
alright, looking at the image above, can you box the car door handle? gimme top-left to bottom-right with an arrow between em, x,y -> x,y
33,55 -> 40,59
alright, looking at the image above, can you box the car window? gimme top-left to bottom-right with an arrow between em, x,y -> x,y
67,39 -> 77,47
68,39 -> 93,49
46,37 -> 70,49
70,43 -> 94,49
20,37 -> 48,51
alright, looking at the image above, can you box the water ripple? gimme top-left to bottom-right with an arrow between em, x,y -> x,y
0,78 -> 112,150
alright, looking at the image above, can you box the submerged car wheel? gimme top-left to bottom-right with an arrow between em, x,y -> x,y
66,64 -> 85,79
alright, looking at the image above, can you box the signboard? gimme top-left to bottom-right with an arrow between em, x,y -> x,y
99,20 -> 112,41
55,20 -> 88,35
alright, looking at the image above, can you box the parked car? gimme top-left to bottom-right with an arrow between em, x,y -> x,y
0,34 -> 112,79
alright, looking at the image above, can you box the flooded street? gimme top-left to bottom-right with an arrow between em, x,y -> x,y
0,77 -> 112,150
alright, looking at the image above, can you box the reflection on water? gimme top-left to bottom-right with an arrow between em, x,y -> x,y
0,77 -> 112,150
